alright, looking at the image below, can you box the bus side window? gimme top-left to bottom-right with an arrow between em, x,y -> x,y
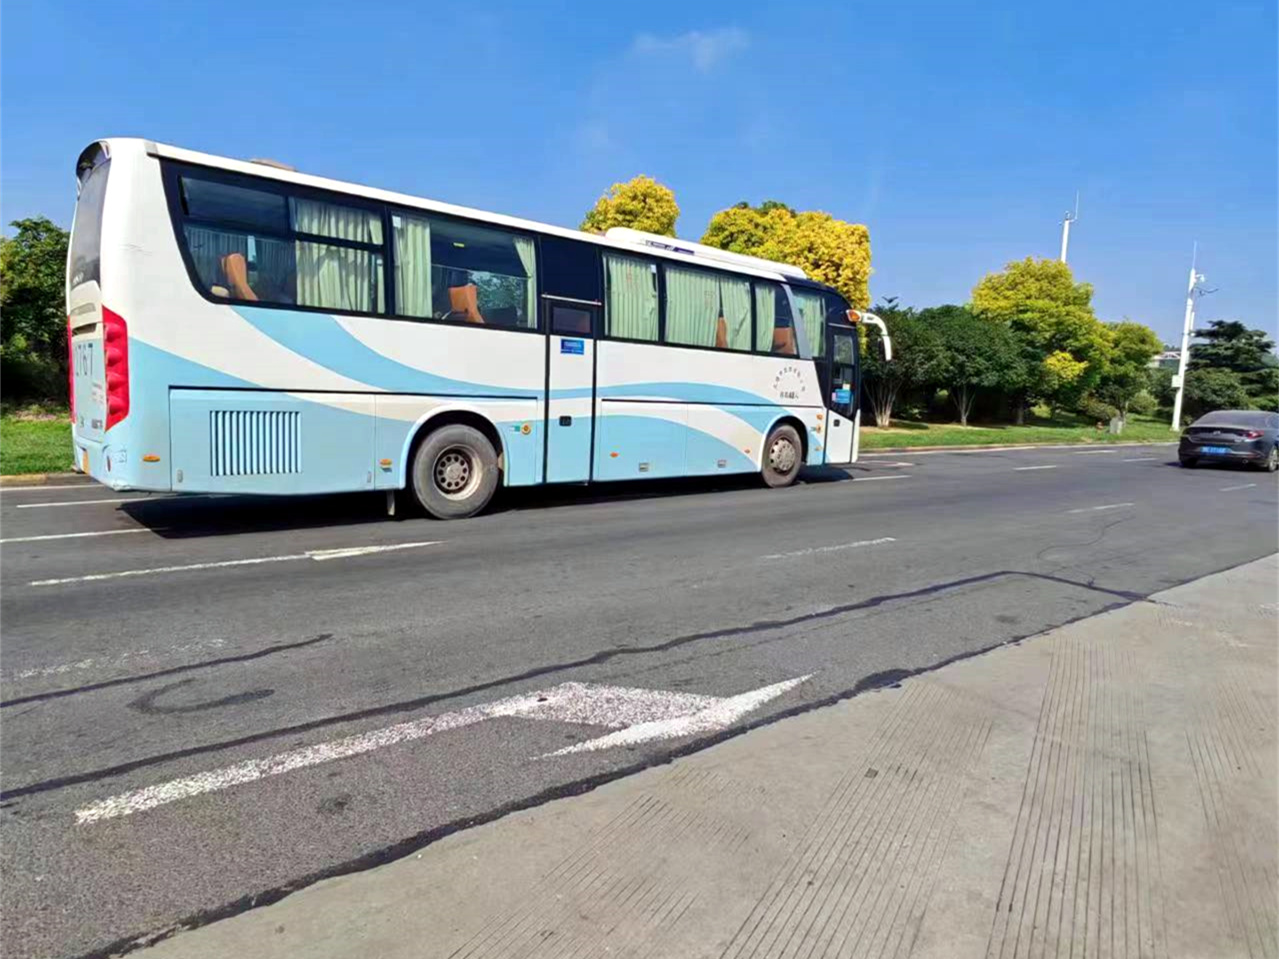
754,281 -> 796,355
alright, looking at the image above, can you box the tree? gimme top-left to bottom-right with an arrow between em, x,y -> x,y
971,257 -> 1110,414
1188,319 -> 1279,409
581,175 -> 680,236
1188,320 -> 1274,373
1093,320 -> 1162,423
1178,368 -> 1252,422
1,216 -> 70,403
859,301 -> 946,427
921,305 -> 1024,426
701,201 -> 871,308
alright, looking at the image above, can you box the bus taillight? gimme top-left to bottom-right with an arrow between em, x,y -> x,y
102,306 -> 130,430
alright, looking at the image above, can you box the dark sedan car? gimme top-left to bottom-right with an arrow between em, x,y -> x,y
1179,409 -> 1279,470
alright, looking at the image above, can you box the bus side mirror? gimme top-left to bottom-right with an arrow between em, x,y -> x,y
860,313 -> 893,361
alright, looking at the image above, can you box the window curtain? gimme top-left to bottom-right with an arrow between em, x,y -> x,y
605,254 -> 657,341
719,276 -> 752,351
394,214 -> 432,317
290,199 -> 384,313
254,236 -> 296,303
793,289 -> 826,358
513,236 -> 536,328
183,225 -> 248,292
664,265 -> 719,347
754,284 -> 777,352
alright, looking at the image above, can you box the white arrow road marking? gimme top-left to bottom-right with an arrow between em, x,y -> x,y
29,541 -> 441,587
547,676 -> 811,756
74,677 -> 810,824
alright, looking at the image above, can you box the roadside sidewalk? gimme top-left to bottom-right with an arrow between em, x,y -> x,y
146,556 -> 1278,959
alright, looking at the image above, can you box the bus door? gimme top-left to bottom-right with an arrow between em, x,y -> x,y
823,324 -> 858,464
544,298 -> 598,483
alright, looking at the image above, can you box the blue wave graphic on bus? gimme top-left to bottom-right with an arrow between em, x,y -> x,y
232,307 -> 792,413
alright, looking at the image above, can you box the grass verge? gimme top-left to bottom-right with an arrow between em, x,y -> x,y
861,414 -> 1175,449
1,412 -> 73,475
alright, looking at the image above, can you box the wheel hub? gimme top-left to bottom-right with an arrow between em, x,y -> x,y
434,449 -> 475,497
769,437 -> 797,473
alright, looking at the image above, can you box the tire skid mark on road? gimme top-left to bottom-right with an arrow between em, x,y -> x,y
0,634 -> 334,709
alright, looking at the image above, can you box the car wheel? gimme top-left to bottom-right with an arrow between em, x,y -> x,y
1179,457 -> 1197,468
1264,447 -> 1279,473
411,424 -> 500,519
761,423 -> 803,488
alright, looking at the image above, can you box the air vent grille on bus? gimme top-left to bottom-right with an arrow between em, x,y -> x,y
209,410 -> 302,476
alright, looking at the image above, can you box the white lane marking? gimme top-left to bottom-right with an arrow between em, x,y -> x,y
75,677 -> 808,822
4,639 -> 228,681
1,483 -> 101,492
1219,483 -> 1257,492
0,527 -> 163,544
1013,465 -> 1058,471
852,474 -> 912,482
870,461 -> 915,468
29,541 -> 441,587
309,543 -> 435,561
1066,502 -> 1135,514
549,676 -> 810,755
1122,456 -> 1157,462
761,537 -> 896,561
16,496 -> 169,509
1072,449 -> 1116,454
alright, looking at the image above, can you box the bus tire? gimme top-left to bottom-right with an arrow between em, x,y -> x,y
411,424 -> 500,519
761,423 -> 803,488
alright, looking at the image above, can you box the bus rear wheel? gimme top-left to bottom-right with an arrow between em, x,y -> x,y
411,424 -> 499,519
761,424 -> 803,488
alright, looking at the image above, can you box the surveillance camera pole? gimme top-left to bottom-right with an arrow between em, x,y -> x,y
1059,192 -> 1079,264
1170,243 -> 1202,430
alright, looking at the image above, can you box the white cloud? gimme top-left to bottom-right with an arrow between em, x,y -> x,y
630,27 -> 749,73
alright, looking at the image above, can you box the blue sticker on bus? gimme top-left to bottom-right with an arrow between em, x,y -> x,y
833,388 -> 852,404
560,339 -> 585,355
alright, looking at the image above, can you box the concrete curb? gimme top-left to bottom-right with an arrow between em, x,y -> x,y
0,471 -> 86,487
861,438 -> 1179,455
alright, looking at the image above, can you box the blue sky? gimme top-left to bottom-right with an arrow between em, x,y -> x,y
3,0 -> 1274,344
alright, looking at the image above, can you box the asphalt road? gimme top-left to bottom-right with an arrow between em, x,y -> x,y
2,443 -> 1275,959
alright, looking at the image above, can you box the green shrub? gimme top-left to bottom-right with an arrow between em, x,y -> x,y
1076,396 -> 1119,423
1127,390 -> 1158,416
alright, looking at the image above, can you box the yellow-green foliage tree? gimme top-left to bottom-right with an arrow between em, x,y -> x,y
700,201 -> 872,309
972,257 -> 1111,412
581,175 -> 680,237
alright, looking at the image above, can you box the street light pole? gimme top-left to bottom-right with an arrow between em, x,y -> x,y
1170,244 -> 1202,430
1059,192 -> 1079,264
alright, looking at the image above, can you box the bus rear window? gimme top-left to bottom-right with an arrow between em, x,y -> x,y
69,155 -> 110,289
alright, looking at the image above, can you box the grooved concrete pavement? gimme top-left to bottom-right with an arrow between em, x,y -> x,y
143,554 -> 1279,959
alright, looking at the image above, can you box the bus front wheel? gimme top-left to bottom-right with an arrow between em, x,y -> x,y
761,424 -> 803,489
411,424 -> 500,519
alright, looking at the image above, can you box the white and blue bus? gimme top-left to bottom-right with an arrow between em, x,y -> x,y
67,139 -> 890,519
